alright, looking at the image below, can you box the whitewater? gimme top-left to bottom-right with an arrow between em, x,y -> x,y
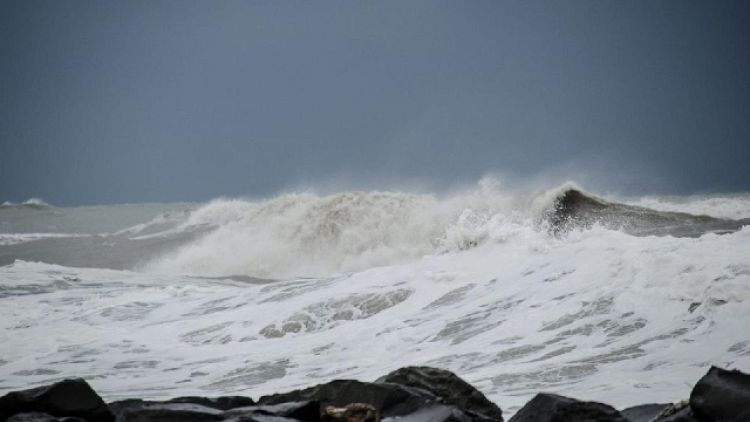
1,181 -> 749,416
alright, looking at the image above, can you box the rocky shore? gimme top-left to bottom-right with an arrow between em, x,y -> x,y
1,365 -> 748,421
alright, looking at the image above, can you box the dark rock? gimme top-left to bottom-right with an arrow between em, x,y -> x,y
106,399 -> 149,417
323,403 -> 378,421
258,379 -> 433,418
627,401 -> 698,422
225,401 -> 321,421
380,404 -> 473,422
6,413 -> 86,422
654,408 -> 698,422
689,366 -> 750,422
166,396 -> 256,411
620,403 -> 670,421
0,379 -> 114,422
376,366 -> 502,422
108,400 -> 317,422
508,393 -> 627,422
114,402 -> 224,422
6,413 -> 61,422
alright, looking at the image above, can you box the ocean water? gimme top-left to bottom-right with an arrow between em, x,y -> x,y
1,181 -> 749,415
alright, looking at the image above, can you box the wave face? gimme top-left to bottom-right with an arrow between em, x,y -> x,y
1,181 -> 749,416
144,184 -> 520,278
144,184 -> 750,279
548,189 -> 750,237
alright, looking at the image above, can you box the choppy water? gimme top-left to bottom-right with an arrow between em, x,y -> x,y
1,181 -> 749,415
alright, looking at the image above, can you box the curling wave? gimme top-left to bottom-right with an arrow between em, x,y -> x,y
144,182 -> 749,279
547,189 -> 750,237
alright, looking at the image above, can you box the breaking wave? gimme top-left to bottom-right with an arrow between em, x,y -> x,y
144,181 -> 749,279
1,181 -> 750,413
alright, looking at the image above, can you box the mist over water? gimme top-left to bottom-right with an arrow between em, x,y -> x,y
5,178 -> 749,278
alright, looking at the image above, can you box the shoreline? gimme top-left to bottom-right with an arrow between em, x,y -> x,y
1,365 -> 748,421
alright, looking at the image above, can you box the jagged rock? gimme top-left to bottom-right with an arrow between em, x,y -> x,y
653,407 -> 698,422
0,379 -> 114,422
107,396 -> 257,416
380,404 -> 473,422
166,396 -> 256,410
508,393 -> 627,422
6,413 -> 86,422
323,403 -> 378,421
638,401 -> 698,422
258,379 -> 434,418
376,366 -> 502,421
620,403 -> 670,421
224,401 -> 321,421
689,366 -> 750,422
107,400 -> 319,422
113,402 -> 225,422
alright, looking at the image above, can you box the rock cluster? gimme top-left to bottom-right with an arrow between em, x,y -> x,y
1,365 -> 748,422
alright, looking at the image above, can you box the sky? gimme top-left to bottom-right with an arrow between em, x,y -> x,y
1,0 -> 749,205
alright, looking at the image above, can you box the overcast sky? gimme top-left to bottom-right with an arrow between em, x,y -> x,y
1,1 -> 749,205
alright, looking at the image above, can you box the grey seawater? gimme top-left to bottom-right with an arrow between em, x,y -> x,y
0,202 -> 200,269
1,188 -> 749,416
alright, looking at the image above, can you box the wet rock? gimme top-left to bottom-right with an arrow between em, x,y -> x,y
166,396 -> 256,411
113,402 -> 225,422
6,413 -> 86,422
376,366 -> 502,421
225,401 -> 321,421
689,366 -> 750,422
653,407 -> 697,422
323,403 -> 378,422
0,378 -> 114,422
258,379 -> 433,418
508,393 -> 627,422
380,404 -> 473,422
647,401 -> 698,422
620,403 -> 670,421
106,399 -> 148,417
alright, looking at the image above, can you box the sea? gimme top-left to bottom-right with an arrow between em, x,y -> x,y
1,180 -> 749,415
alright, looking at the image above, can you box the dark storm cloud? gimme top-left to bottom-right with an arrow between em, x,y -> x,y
1,1 -> 748,205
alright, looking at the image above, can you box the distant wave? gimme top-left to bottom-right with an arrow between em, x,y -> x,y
0,198 -> 53,210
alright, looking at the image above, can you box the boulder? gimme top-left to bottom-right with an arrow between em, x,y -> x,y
380,404 -> 474,422
508,393 -> 627,422
112,402 -> 225,422
323,403 -> 378,421
258,379 -> 434,418
6,413 -> 86,422
635,401 -> 698,422
107,400 -> 319,422
165,396 -> 256,411
689,366 -> 750,422
225,401 -> 321,421
620,403 -> 670,422
0,379 -> 114,422
376,366 -> 502,421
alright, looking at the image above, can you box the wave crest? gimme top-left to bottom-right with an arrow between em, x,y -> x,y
144,182 -> 749,279
0,198 -> 53,210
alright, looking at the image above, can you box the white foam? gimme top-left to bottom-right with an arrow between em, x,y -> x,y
2,184 -> 749,417
1,226 -> 749,415
144,180 -> 553,278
